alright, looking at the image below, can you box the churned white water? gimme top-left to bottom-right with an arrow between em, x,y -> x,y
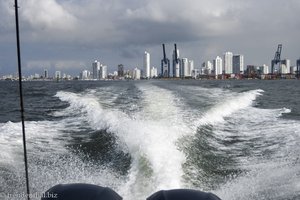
0,81 -> 299,200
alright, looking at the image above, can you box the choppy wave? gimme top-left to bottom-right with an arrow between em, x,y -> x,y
1,82 -> 300,200
55,84 -> 193,199
196,89 -> 264,125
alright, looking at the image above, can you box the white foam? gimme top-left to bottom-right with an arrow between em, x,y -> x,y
215,158 -> 300,200
0,119 -> 122,199
0,120 -> 66,152
196,89 -> 264,125
55,84 -> 193,199
3,84 -> 298,200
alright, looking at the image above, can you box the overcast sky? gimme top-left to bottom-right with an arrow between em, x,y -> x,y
1,0 -> 300,76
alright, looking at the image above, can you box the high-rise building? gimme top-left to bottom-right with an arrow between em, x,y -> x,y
133,68 -> 141,80
202,61 -> 213,75
181,58 -> 189,77
188,60 -> 194,77
281,59 -> 290,74
55,71 -> 61,79
213,56 -> 223,77
92,60 -> 101,79
143,51 -> 150,78
233,55 -> 244,74
99,65 -> 107,79
172,48 -> 180,77
223,52 -> 233,74
262,64 -> 269,74
118,64 -> 124,77
150,67 -> 158,78
44,69 -> 48,79
81,70 -> 89,80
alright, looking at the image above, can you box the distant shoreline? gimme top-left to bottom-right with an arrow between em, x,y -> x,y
1,76 -> 299,82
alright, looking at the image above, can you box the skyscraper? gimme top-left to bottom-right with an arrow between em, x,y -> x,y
92,60 -> 100,79
118,64 -> 124,77
181,58 -> 188,77
223,52 -> 233,74
44,69 -> 48,79
188,60 -> 194,77
143,51 -> 150,78
233,55 -> 244,74
99,65 -> 107,79
213,56 -> 223,78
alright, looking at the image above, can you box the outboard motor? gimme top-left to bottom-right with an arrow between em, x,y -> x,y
41,184 -> 221,200
147,189 -> 221,200
41,183 -> 122,200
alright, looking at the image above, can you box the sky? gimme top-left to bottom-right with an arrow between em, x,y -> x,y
0,0 -> 300,76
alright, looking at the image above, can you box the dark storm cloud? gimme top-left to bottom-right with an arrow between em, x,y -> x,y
0,0 -> 300,76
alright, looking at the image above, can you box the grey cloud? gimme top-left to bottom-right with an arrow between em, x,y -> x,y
1,0 -> 300,76
16,0 -> 244,45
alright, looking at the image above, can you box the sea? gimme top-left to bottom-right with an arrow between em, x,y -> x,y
0,79 -> 299,200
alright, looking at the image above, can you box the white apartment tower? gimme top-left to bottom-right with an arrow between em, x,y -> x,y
143,51 -> 150,78
224,52 -> 233,74
188,60 -> 194,77
181,58 -> 189,77
214,56 -> 223,77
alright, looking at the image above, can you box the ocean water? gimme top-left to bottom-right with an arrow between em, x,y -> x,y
0,79 -> 299,200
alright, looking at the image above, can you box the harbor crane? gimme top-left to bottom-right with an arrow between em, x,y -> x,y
174,44 -> 179,64
161,44 -> 170,78
173,43 -> 180,78
271,44 -> 282,74
297,58 -> 300,78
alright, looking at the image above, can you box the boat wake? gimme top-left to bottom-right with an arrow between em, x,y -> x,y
0,82 -> 299,200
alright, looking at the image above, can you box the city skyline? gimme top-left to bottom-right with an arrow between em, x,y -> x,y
0,44 -> 300,80
2,49 -> 298,81
1,0 -> 300,76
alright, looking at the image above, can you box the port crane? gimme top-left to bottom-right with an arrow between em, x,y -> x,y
174,44 -> 179,64
271,44 -> 282,74
297,58 -> 300,78
173,44 -> 180,78
161,44 -> 170,78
